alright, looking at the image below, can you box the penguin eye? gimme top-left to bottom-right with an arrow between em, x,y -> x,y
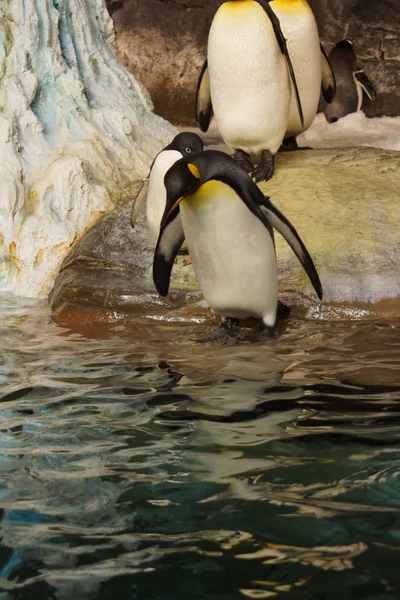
185,147 -> 192,154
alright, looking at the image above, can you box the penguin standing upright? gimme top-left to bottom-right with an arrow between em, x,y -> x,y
195,0 -> 304,182
270,0 -> 336,143
153,150 -> 323,331
323,40 -> 376,124
130,132 -> 203,239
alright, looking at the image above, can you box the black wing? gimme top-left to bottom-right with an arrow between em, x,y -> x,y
260,200 -> 323,300
255,0 -> 304,127
153,208 -> 185,296
201,152 -> 275,237
195,59 -> 213,132
321,43 -> 336,103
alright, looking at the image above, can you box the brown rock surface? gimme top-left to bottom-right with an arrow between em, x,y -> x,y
107,0 -> 218,125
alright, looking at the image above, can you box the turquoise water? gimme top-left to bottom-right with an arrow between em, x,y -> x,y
1,294 -> 400,599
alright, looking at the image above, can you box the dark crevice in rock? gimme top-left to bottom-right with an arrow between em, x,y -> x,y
108,1 -> 126,16
53,1 -> 74,69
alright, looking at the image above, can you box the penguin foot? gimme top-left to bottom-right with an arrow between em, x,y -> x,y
220,317 -> 240,331
279,136 -> 299,152
237,323 -> 275,343
277,300 -> 291,318
183,256 -> 192,266
234,150 -> 253,174
251,150 -> 275,182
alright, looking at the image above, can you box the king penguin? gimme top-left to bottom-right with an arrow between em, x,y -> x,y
130,132 -> 203,239
195,0 -> 304,182
153,150 -> 323,331
270,0 -> 336,144
323,40 -> 376,124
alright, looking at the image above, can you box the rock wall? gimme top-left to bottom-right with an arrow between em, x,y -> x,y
107,0 -> 215,125
106,0 -> 400,124
0,0 -> 177,298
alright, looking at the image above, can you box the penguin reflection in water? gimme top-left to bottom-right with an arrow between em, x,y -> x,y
153,151 -> 323,335
196,0 -> 305,182
130,132 -> 204,238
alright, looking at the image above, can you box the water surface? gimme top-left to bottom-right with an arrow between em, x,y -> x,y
1,294 -> 400,599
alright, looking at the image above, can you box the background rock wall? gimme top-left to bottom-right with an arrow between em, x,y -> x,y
106,0 -> 400,125
107,0 -> 215,125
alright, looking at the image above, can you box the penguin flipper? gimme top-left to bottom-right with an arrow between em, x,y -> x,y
354,71 -> 376,101
230,176 -> 322,300
320,43 -> 336,103
153,209 -> 185,296
260,201 -> 323,301
255,0 -> 304,128
131,178 -> 149,227
195,59 -> 212,132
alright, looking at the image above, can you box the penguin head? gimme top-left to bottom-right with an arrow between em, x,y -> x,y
161,160 -> 201,227
165,132 -> 204,158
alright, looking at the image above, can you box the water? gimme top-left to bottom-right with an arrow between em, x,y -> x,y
1,294 -> 400,599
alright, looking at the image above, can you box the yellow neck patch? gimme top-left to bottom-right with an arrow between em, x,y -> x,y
221,0 -> 307,19
220,1 -> 258,16
270,0 -> 309,13
188,163 -> 201,179
184,180 -> 238,209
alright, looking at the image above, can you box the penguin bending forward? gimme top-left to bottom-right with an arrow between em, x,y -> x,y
270,0 -> 336,144
195,0 -> 304,183
130,132 -> 203,239
153,150 -> 323,331
323,41 -> 376,124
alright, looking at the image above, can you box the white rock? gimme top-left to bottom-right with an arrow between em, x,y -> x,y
0,0 -> 177,298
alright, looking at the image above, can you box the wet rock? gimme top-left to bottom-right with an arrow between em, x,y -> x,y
262,146 -> 400,306
105,0 -> 400,124
50,194 -> 201,315
50,147 -> 400,319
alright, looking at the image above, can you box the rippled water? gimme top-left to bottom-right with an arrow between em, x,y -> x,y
1,293 -> 400,599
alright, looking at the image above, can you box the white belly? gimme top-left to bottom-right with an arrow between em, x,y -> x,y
271,1 -> 321,136
180,181 -> 278,326
208,1 -> 291,156
146,150 -> 182,240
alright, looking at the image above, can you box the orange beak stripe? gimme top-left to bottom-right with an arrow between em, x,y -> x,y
168,196 -> 184,217
167,164 -> 200,217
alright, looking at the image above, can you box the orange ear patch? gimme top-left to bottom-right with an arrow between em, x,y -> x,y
188,163 -> 201,179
